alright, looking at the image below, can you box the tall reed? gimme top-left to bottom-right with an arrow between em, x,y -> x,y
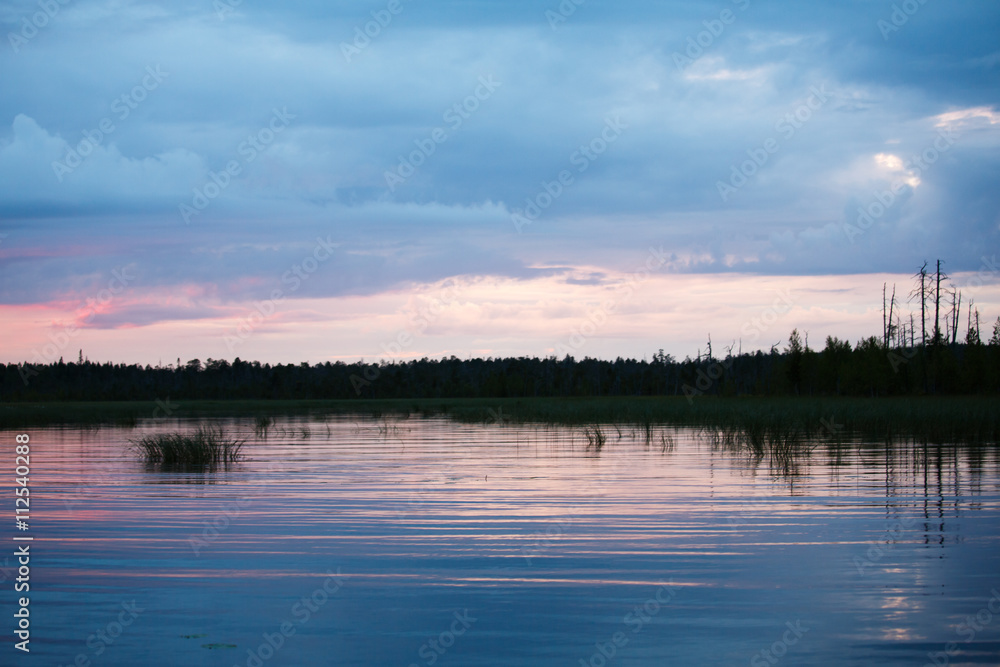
130,426 -> 244,465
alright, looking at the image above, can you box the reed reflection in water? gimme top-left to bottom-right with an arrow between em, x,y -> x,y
14,416 -> 1000,666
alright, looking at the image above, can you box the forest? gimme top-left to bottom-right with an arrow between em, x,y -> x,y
4,327 -> 999,403
4,261 -> 999,402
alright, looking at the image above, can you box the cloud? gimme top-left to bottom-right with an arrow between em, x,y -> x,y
1,0 -> 999,363
0,114 -> 202,214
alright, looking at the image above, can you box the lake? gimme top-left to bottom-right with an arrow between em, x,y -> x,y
9,415 -> 1000,666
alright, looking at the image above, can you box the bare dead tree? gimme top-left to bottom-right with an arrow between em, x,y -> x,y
882,282 -> 898,348
932,259 -> 948,345
888,284 -> 897,347
949,289 -> 962,345
882,283 -> 888,348
909,262 -> 929,346
934,260 -> 941,344
966,303 -> 982,345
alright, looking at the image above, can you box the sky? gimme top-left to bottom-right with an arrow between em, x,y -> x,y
1,0 -> 998,366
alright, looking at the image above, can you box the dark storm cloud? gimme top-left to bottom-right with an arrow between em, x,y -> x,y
1,0 -> 997,310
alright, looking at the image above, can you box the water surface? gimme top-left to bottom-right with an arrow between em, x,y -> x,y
8,416 -> 1000,666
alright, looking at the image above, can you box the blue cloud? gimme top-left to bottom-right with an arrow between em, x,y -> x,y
1,0 -> 998,312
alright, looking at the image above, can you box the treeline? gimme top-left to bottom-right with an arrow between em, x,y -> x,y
3,334 -> 999,402
5,259 -> 999,402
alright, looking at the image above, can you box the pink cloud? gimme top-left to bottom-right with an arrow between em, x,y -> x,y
2,271 -> 997,367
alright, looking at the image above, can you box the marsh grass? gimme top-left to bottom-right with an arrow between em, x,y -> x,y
115,414 -> 138,428
447,396 -> 1000,447
7,395 -> 998,449
375,419 -> 398,435
702,422 -> 813,477
659,431 -> 675,454
253,415 -> 273,437
584,425 -> 607,452
130,426 -> 245,466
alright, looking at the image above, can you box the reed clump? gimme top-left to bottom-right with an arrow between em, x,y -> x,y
584,425 -> 607,451
130,426 -> 244,465
253,415 -> 274,437
7,396 -> 998,448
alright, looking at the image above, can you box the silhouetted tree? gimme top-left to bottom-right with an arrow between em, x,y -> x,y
882,282 -> 897,348
932,259 -> 947,346
949,289 -> 962,345
785,329 -> 804,394
909,262 -> 929,346
966,306 -> 981,346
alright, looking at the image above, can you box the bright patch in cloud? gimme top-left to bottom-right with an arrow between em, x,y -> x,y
933,106 -> 1000,129
874,152 -> 921,188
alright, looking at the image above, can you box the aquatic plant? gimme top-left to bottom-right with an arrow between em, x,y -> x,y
115,414 -> 138,428
7,395 -> 999,449
130,426 -> 244,465
584,425 -> 606,451
375,418 -> 399,435
253,414 -> 273,437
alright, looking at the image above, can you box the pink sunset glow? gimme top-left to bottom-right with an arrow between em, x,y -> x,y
5,269 -> 998,367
